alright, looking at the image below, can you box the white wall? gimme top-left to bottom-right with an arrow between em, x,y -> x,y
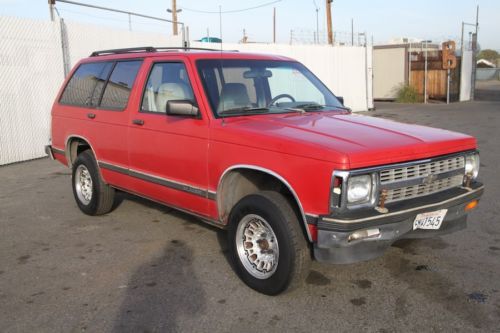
64,21 -> 181,68
0,17 -> 64,165
460,50 -> 472,101
191,42 -> 373,112
373,47 -> 406,99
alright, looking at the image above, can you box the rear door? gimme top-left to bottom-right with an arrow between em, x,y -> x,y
127,56 -> 210,216
55,59 -> 143,188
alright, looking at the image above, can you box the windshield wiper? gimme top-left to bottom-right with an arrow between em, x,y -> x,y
218,107 -> 270,116
293,103 -> 351,112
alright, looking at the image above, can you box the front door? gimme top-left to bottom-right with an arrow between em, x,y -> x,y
127,58 -> 210,216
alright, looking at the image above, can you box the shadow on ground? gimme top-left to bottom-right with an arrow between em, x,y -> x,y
112,240 -> 206,332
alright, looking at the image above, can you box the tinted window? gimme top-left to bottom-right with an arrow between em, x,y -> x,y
100,61 -> 142,110
141,62 -> 195,113
60,62 -> 113,106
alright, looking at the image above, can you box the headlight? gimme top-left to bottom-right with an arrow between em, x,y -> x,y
347,175 -> 373,204
465,153 -> 480,179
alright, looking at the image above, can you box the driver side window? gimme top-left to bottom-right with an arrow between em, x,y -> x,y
141,62 -> 195,113
268,67 -> 325,105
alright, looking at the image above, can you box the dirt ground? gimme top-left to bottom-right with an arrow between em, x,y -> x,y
1,99 -> 499,332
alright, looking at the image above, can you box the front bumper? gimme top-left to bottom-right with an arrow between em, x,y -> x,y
314,182 -> 484,264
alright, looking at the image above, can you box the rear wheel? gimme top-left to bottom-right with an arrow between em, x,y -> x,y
228,191 -> 311,295
72,150 -> 115,215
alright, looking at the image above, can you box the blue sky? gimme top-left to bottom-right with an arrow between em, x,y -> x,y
1,0 -> 498,49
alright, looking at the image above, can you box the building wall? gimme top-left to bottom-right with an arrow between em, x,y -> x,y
373,47 -> 406,99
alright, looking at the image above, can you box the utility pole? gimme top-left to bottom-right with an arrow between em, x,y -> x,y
167,0 -> 182,35
423,40 -> 432,104
351,18 -> 354,45
326,0 -> 333,45
470,5 -> 479,101
273,7 -> 276,43
48,0 -> 55,21
313,0 -> 319,44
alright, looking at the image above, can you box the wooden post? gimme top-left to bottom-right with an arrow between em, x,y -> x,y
172,0 -> 178,35
326,0 -> 333,45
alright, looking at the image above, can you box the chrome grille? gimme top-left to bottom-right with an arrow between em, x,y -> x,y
380,156 -> 465,203
380,156 -> 465,184
385,175 -> 464,203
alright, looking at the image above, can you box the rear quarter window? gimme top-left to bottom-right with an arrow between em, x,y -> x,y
59,62 -> 113,107
59,60 -> 142,110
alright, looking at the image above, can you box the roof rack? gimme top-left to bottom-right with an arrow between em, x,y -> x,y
90,46 -> 236,57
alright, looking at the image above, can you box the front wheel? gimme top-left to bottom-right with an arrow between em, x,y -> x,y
228,191 -> 311,295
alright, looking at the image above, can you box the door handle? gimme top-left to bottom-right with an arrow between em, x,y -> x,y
132,119 -> 144,126
87,113 -> 96,119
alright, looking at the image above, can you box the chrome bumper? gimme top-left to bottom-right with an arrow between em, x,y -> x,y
314,183 -> 484,264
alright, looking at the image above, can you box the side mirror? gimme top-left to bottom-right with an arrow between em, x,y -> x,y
337,96 -> 344,106
166,100 -> 199,117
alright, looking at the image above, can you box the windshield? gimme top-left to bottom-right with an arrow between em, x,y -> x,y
196,59 -> 344,117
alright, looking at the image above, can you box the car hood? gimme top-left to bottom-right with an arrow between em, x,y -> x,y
213,111 -> 477,169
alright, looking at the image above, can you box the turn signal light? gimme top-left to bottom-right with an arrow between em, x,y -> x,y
464,200 -> 478,212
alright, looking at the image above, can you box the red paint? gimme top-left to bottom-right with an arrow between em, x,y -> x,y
307,224 -> 318,242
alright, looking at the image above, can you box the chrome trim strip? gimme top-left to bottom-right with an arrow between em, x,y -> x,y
99,161 -> 125,174
348,150 -> 476,175
65,134 -> 99,168
217,164 -> 312,241
323,185 -> 484,224
98,161 -> 215,200
207,190 -> 217,200
64,135 -> 108,184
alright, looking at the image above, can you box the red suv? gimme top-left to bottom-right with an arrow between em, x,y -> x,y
46,47 -> 483,295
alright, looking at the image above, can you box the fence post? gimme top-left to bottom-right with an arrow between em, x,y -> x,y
59,18 -> 71,77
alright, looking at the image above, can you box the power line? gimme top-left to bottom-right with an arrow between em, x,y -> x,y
181,0 -> 281,14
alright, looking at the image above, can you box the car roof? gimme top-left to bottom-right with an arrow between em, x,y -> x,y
80,47 -> 296,63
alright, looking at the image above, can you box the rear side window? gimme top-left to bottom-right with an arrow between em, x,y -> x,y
100,61 -> 142,110
60,62 -> 113,106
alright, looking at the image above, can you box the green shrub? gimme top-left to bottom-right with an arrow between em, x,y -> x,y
395,84 -> 422,103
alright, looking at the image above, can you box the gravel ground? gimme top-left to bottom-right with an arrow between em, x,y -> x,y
1,100 -> 499,332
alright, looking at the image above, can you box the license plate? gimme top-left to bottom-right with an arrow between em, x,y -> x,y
413,209 -> 447,230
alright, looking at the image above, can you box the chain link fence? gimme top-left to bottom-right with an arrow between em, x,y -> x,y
0,16 -> 65,165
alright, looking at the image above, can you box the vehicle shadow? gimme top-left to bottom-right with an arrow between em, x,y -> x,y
111,240 -> 206,332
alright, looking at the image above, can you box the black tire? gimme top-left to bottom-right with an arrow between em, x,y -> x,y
71,149 -> 115,215
227,191 -> 311,295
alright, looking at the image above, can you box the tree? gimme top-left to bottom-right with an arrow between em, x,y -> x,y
477,49 -> 499,62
